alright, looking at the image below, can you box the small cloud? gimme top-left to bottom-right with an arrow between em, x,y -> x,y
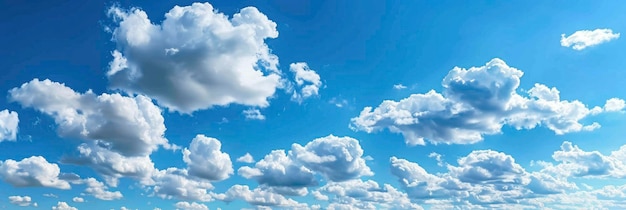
561,28 -> 619,50
393,84 -> 407,90
237,153 -> 255,163
329,97 -> 348,108
243,109 -> 266,121
428,152 -> 444,166
72,197 -> 84,203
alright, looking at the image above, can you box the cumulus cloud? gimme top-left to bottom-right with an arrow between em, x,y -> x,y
150,168 -> 214,201
52,202 -> 77,210
561,28 -> 620,50
183,135 -> 233,181
0,110 -> 18,142
351,58 -> 620,145
289,62 -> 322,102
393,84 -> 407,90
540,141 -> 626,178
107,3 -> 284,113
9,196 -> 35,206
389,149 -> 577,207
237,153 -> 255,163
238,135 -> 372,195
9,79 -> 172,157
72,197 -> 84,203
80,178 -> 123,200
319,179 -> 422,209
242,109 -> 266,120
214,184 -> 308,208
0,156 -> 70,189
175,201 -> 208,210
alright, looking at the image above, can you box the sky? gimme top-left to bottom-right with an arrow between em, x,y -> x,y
1,0 -> 626,209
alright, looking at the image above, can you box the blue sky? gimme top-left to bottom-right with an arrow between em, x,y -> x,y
2,1 -> 626,209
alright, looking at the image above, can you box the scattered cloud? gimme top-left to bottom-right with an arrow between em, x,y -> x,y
80,178 -> 123,200
0,156 -> 71,189
213,184 -> 308,208
289,62 -> 322,102
52,202 -> 77,210
561,28 -> 620,50
0,110 -> 18,142
329,97 -> 349,108
107,3 -> 284,113
72,197 -> 84,203
183,135 -> 234,181
351,58 -> 622,145
243,109 -> 266,121
393,84 -> 407,90
174,201 -> 208,210
237,153 -> 255,163
8,196 -> 35,207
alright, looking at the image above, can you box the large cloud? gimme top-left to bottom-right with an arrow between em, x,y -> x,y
0,156 -> 71,189
0,109 -> 18,142
183,135 -> 233,181
561,28 -> 620,50
107,3 -> 283,113
351,58 -> 623,145
9,79 -> 172,157
238,135 -> 373,194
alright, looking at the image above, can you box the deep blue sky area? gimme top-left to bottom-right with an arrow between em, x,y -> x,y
1,1 -> 626,209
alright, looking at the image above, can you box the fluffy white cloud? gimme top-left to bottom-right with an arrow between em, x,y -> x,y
243,109 -> 266,120
183,135 -> 233,181
289,62 -> 322,102
214,184 -> 308,208
9,79 -> 172,157
319,179 -> 422,210
449,150 -> 529,185
561,28 -> 620,50
237,153 -> 255,163
150,168 -> 214,201
175,201 -> 208,210
604,98 -> 626,112
239,135 -> 373,194
80,178 -> 123,200
72,197 -> 84,203
52,202 -> 77,210
0,109 -> 18,142
9,196 -> 34,206
0,156 -> 70,189
62,142 -> 156,186
351,58 -> 619,145
291,135 -> 373,181
542,141 -> 626,178
107,3 -> 283,113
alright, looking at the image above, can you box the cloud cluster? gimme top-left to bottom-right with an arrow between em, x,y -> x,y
351,58 -> 624,145
561,28 -> 620,50
8,196 -> 36,207
0,109 -> 18,142
0,156 -> 70,189
238,135 -> 373,193
52,202 -> 77,210
107,3 -> 282,113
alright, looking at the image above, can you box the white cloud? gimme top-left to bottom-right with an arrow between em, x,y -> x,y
237,153 -> 255,163
291,135 -> 373,181
72,197 -> 84,203
289,62 -> 322,102
183,135 -> 233,181
604,98 -> 625,112
52,202 -> 77,210
80,178 -> 123,200
0,110 -> 18,142
214,184 -> 308,208
393,84 -> 407,90
175,202 -> 208,210
319,179 -> 422,210
107,3 -> 283,113
9,79 -> 173,157
329,97 -> 348,108
242,109 -> 266,121
43,194 -> 58,198
311,190 -> 329,201
351,58 -> 620,145
561,28 -> 620,50
150,168 -> 214,202
0,156 -> 70,189
239,135 -> 373,194
542,141 -> 626,178
9,196 -> 34,206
